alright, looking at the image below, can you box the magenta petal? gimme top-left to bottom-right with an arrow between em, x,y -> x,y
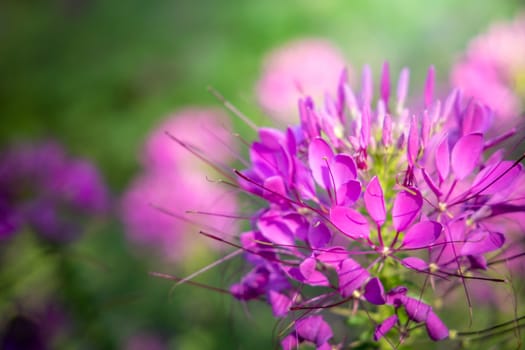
407,115 -> 419,166
338,258 -> 369,298
300,258 -> 329,286
396,68 -> 409,107
296,316 -> 333,347
361,64 -> 373,105
386,286 -> 408,306
331,154 -> 357,186
382,115 -> 393,147
281,335 -> 297,350
374,314 -> 398,341
364,277 -> 386,305
451,133 -> 483,180
316,247 -> 348,268
308,138 -> 334,188
380,61 -> 390,103
421,110 -> 431,147
421,168 -> 442,198
269,290 -> 291,317
424,65 -> 435,107
461,230 -> 505,256
262,175 -> 287,201
401,221 -> 442,249
401,257 -> 428,271
335,180 -> 361,206
403,297 -> 431,322
330,206 -> 370,239
308,221 -> 332,249
435,137 -> 450,181
360,106 -> 371,147
317,343 -> 331,350
392,189 -> 423,232
426,311 -> 449,340
461,102 -> 492,135
364,176 -> 386,225
471,161 -> 522,196
295,160 -> 316,200
257,216 -> 294,246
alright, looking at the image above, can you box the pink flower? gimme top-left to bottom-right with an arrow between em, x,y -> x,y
143,108 -> 234,170
452,14 -> 525,127
256,38 -> 349,124
121,108 -> 237,261
124,332 -> 167,350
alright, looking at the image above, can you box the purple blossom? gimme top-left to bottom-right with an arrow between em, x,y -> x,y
281,315 -> 333,350
170,62 -> 525,348
0,141 -> 108,243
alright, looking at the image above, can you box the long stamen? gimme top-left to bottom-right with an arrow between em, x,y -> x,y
450,153 -> 525,206
149,271 -> 233,295
166,132 -> 237,183
168,249 -> 243,289
207,86 -> 258,131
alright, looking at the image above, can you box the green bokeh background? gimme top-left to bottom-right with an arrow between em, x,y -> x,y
1,1 -> 523,349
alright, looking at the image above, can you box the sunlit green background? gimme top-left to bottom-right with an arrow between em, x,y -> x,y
1,0 -> 523,348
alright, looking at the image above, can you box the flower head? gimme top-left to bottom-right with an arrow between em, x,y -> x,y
0,141 -> 109,243
172,62 -> 525,348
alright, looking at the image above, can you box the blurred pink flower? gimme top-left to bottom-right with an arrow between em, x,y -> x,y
143,108 -> 234,170
452,14 -> 525,126
256,38 -> 349,124
121,108 -> 237,261
124,332 -> 167,350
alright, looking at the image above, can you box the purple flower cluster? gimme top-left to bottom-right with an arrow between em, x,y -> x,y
0,141 -> 108,243
197,63 -> 525,348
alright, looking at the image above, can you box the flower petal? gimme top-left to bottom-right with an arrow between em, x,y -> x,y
426,311 -> 449,340
380,61 -> 390,103
296,316 -> 333,347
461,230 -> 505,256
308,138 -> 334,189
257,215 -> 294,246
461,102 -> 492,136
471,161 -> 522,196
331,154 -> 357,186
435,137 -> 450,181
401,221 -> 442,249
364,176 -> 386,225
262,175 -> 287,202
374,315 -> 398,341
308,221 -> 332,249
281,335 -> 297,350
330,206 -> 370,239
451,133 -> 483,180
392,189 -> 422,232
338,258 -> 369,297
403,297 -> 431,322
401,257 -> 428,271
299,257 -> 329,286
335,180 -> 361,206
407,115 -> 419,166
364,277 -> 386,305
269,290 -> 291,317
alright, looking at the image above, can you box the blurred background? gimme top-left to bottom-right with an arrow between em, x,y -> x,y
1,0 -> 524,349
